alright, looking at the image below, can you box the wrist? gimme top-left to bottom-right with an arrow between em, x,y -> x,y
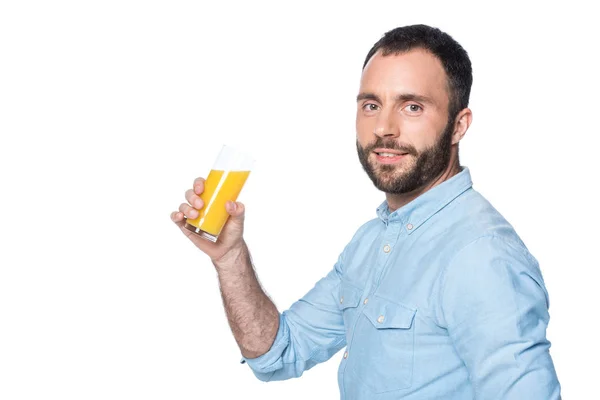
212,241 -> 248,272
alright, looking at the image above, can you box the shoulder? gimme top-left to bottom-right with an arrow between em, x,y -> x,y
437,189 -> 548,296
449,234 -> 536,271
441,188 -> 530,254
441,234 -> 548,309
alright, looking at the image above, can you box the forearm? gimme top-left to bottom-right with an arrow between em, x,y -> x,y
214,242 -> 279,359
236,256 -> 347,381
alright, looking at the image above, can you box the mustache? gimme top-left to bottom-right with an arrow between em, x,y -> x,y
361,137 -> 418,156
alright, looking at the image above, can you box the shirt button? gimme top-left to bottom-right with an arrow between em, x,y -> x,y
407,223 -> 414,230
363,298 -> 369,305
383,244 -> 391,253
343,351 -> 348,359
340,296 -> 344,304
377,315 -> 385,324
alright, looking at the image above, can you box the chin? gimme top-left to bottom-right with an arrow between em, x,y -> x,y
371,159 -> 411,174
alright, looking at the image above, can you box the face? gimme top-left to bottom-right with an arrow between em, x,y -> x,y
356,49 -> 455,194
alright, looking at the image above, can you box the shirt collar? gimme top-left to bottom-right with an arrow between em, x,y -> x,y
376,166 -> 473,234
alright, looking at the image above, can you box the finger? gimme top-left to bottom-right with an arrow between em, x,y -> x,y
179,203 -> 198,219
226,201 -> 245,219
185,189 -> 204,209
171,211 -> 185,225
193,178 -> 205,195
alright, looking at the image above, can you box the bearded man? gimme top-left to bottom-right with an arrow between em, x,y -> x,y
171,24 -> 561,399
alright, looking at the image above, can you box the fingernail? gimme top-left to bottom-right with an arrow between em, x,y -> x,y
195,200 -> 203,208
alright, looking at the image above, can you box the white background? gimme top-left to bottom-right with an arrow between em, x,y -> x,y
1,1 -> 598,398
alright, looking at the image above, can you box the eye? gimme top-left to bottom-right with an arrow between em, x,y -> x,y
404,104 -> 422,113
362,103 -> 380,112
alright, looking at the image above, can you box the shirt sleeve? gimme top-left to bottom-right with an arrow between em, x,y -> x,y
241,255 -> 347,382
440,236 -> 561,399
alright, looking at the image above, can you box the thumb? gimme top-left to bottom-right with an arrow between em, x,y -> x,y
226,201 -> 246,221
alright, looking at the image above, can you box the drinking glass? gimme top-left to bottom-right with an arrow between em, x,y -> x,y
184,145 -> 253,242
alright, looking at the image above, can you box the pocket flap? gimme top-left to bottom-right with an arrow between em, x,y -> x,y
363,296 -> 416,329
337,283 -> 362,310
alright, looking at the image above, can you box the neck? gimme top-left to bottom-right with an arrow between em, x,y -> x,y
386,157 -> 461,213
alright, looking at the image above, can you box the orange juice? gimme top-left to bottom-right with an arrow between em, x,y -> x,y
186,169 -> 250,236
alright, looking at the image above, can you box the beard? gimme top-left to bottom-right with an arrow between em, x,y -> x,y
356,121 -> 454,195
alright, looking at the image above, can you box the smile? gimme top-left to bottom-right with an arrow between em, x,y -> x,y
373,149 -> 408,164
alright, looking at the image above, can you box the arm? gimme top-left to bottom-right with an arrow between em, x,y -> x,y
171,178 -> 279,360
441,236 -> 561,399
172,178 -> 347,381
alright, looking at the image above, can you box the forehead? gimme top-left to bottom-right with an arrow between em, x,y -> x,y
360,48 -> 449,102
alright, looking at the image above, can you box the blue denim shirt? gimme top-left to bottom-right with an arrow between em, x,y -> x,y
243,167 -> 561,399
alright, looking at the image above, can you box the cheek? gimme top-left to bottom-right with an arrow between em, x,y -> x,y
400,118 -> 440,149
356,114 -> 373,139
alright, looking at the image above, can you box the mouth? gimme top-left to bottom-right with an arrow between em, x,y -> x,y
373,148 -> 409,164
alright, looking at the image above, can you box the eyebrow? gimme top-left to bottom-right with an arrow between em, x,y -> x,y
356,92 -> 436,105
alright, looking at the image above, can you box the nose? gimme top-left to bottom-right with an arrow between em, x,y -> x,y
373,109 -> 398,138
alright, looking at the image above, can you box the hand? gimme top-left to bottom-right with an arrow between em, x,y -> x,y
171,177 -> 246,263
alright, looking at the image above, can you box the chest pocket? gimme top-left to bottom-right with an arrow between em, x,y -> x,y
337,283 -> 362,329
348,295 -> 417,393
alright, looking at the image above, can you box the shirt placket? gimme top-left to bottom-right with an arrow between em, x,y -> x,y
371,219 -> 403,288
340,219 -> 402,397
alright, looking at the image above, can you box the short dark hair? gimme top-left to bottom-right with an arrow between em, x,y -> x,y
363,24 -> 472,120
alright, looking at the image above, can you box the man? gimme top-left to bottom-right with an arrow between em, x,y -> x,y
171,24 -> 561,399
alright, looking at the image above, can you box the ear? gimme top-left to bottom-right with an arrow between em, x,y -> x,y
451,108 -> 473,145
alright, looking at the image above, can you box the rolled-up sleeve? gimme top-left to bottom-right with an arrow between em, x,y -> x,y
441,236 -> 561,399
242,258 -> 347,381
